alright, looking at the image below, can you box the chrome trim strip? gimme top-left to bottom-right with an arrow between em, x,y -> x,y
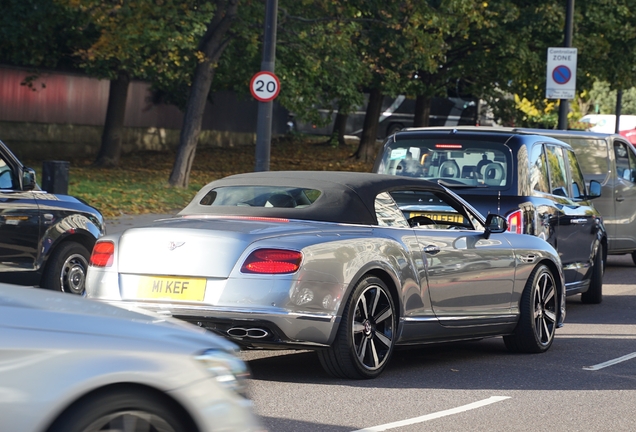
404,314 -> 516,323
438,314 -> 517,322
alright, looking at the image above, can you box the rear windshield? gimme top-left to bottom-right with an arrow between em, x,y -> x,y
375,139 -> 511,189
199,186 -> 321,208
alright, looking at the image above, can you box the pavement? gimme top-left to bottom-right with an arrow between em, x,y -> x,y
105,213 -> 177,235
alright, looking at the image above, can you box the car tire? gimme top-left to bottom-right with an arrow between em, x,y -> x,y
503,264 -> 557,353
318,276 -> 396,379
581,244 -> 603,304
47,387 -> 192,432
631,250 -> 636,266
41,242 -> 90,295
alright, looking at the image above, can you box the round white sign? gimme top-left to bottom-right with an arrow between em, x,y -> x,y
250,71 -> 281,102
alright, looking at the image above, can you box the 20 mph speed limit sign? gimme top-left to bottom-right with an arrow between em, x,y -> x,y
250,71 -> 281,102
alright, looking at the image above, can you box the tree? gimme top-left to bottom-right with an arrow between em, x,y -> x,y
180,0 -> 369,153
0,0 -> 94,77
589,81 -> 636,115
169,0 -> 239,188
274,2 -> 368,147
409,1 -> 520,127
219,0 -> 449,161
341,0 -> 448,162
58,0 -> 215,167
576,0 -> 636,126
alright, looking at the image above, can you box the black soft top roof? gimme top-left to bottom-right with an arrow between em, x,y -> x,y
180,171 -> 448,225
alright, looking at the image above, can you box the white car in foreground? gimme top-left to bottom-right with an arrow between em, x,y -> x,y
0,284 -> 262,432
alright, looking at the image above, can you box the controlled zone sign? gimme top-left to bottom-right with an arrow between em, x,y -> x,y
546,47 -> 577,100
250,71 -> 281,102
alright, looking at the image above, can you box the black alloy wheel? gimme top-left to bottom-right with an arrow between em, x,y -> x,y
318,276 -> 396,379
504,264 -> 558,353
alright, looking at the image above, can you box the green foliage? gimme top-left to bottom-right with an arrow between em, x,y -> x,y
577,0 -> 636,90
588,81 -> 636,115
56,0 -> 215,83
514,95 -> 558,129
410,0 -> 519,100
5,0 -> 636,148
0,0 -> 95,70
486,1 -> 567,103
332,0 -> 465,99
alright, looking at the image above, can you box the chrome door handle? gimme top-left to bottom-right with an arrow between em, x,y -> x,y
616,196 -> 625,202
423,245 -> 441,255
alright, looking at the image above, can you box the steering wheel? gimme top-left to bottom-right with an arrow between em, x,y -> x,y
407,215 -> 436,228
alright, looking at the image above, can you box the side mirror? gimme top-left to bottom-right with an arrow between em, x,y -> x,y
484,214 -> 507,239
588,180 -> 601,198
22,168 -> 36,191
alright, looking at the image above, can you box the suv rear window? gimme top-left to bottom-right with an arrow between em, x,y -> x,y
375,139 -> 511,189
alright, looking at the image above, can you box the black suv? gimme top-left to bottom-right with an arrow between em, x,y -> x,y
0,139 -> 104,294
373,126 -> 606,303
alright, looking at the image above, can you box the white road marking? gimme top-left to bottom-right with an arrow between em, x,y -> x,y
351,396 -> 511,432
583,352 -> 636,371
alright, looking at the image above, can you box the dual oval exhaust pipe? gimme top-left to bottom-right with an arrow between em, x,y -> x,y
227,327 -> 269,339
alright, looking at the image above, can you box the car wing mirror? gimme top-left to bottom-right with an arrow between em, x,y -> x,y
484,214 -> 507,239
587,180 -> 601,199
22,168 -> 37,191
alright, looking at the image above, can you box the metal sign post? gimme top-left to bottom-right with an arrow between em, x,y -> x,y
254,0 -> 279,172
556,0 -> 575,130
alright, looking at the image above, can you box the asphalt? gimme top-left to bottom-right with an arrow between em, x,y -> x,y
105,213 -> 177,235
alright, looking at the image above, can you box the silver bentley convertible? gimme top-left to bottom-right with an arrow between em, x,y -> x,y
86,171 -> 566,379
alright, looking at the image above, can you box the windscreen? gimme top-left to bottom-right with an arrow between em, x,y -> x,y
376,139 -> 511,189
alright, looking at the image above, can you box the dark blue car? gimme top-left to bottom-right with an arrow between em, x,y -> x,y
373,126 -> 606,304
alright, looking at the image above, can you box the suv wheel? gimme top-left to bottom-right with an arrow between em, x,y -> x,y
42,242 -> 90,295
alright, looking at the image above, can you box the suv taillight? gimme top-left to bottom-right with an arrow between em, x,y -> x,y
90,241 -> 114,267
506,210 -> 523,234
240,249 -> 302,274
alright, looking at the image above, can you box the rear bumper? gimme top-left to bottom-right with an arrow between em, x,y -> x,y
104,301 -> 338,349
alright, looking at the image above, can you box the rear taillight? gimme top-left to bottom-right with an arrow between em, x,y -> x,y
240,249 -> 302,274
506,210 -> 523,234
90,241 -> 114,267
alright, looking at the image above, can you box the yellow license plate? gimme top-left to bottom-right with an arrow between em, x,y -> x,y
137,276 -> 206,301
410,212 -> 464,224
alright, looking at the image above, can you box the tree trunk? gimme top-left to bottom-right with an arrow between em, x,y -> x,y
93,71 -> 130,167
413,94 -> 431,127
353,89 -> 383,162
336,112 -> 348,146
330,111 -> 348,147
169,0 -> 238,188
